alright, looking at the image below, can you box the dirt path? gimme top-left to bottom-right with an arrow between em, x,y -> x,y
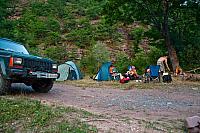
11,82 -> 200,132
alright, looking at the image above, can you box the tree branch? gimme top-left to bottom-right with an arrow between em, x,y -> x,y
134,0 -> 161,31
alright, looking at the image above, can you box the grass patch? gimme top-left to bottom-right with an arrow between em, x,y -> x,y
0,96 -> 97,132
143,119 -> 186,132
57,76 -> 160,90
57,77 -> 126,89
58,76 -> 200,90
121,117 -> 186,132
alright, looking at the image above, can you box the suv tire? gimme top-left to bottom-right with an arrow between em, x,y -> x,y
0,74 -> 11,95
32,79 -> 53,93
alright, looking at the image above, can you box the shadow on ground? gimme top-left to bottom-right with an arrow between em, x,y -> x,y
10,83 -> 34,95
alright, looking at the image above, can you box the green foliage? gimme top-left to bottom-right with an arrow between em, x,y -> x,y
80,54 -> 97,74
180,44 -> 200,70
0,0 -> 16,38
144,27 -> 166,52
65,18 -> 94,48
13,13 -> 61,46
131,27 -> 145,41
104,0 -> 200,71
44,45 -> 68,64
0,0 -> 119,61
93,17 -> 119,41
0,20 -> 15,38
28,47 -> 42,56
169,1 -> 200,71
46,18 -> 61,32
0,0 -> 16,20
114,52 -> 130,73
145,27 -> 162,41
64,17 -> 117,48
67,0 -> 107,19
0,0 -> 8,20
132,46 -> 163,74
92,41 -> 110,63
0,0 -> 64,53
30,0 -> 67,18
1,0 -> 199,72
80,41 -> 110,74
45,31 -> 61,45
132,51 -> 149,75
130,27 -> 145,54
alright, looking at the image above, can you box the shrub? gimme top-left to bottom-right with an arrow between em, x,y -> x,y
115,52 -> 130,73
44,45 -> 68,64
180,44 -> 200,71
130,27 -> 145,54
132,46 -> 163,74
80,41 -> 110,75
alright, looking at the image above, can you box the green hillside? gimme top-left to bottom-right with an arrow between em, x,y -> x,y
0,0 -> 199,74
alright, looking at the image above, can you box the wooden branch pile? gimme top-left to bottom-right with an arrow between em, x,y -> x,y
183,73 -> 200,81
186,67 -> 200,73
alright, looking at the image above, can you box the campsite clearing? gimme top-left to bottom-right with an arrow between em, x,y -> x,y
9,79 -> 200,132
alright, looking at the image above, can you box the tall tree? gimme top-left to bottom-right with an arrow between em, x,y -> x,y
104,0 -> 199,72
162,0 -> 179,72
170,0 -> 200,70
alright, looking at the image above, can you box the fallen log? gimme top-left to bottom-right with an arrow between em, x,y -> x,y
183,73 -> 200,81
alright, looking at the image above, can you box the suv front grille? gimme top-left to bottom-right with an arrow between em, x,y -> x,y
23,59 -> 52,72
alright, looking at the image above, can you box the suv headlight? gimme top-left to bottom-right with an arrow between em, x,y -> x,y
52,64 -> 57,69
13,57 -> 23,64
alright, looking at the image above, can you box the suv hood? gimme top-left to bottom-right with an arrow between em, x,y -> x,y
11,52 -> 55,63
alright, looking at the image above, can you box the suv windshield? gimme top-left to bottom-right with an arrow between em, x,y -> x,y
0,39 -> 29,54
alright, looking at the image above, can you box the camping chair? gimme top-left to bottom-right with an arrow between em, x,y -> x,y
149,65 -> 161,82
143,65 -> 160,83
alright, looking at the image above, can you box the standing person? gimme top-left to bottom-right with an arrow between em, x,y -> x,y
157,56 -> 170,74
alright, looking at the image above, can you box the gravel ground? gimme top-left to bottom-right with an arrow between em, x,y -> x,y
11,82 -> 200,132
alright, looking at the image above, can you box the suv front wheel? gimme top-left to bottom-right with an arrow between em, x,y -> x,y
0,74 -> 11,95
32,79 -> 53,93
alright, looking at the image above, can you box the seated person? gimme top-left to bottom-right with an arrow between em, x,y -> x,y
119,74 -> 130,83
144,66 -> 151,82
109,65 -> 120,80
125,66 -> 139,80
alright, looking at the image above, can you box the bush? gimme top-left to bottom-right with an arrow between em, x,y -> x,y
180,44 -> 200,71
132,51 -> 149,75
28,47 -> 42,57
115,52 -> 130,73
132,46 -> 163,74
80,54 -> 97,75
80,41 -> 110,75
65,18 -> 94,48
44,45 -> 68,64
130,27 -> 145,54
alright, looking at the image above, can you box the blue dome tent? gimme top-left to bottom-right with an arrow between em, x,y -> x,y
94,62 -> 112,81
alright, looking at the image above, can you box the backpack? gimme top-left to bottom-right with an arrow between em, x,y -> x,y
162,73 -> 172,83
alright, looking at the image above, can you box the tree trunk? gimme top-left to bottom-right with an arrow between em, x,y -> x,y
165,36 -> 179,72
163,0 -> 179,72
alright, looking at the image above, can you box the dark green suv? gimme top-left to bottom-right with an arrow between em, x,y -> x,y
0,38 -> 59,94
